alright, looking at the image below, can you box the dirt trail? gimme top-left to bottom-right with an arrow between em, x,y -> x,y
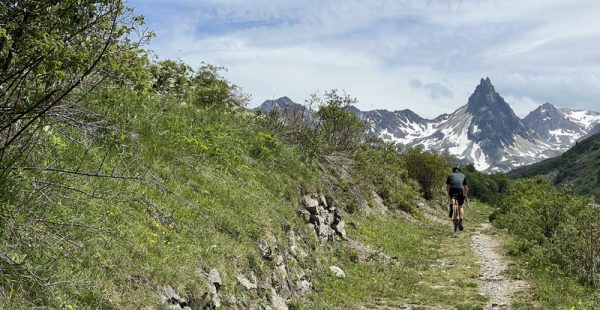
471,223 -> 528,309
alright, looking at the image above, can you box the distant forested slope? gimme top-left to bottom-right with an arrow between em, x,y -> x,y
508,133 -> 600,200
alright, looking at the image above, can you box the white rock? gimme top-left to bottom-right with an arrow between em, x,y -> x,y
236,274 -> 257,290
329,265 -> 346,278
302,195 -> 319,214
208,269 -> 222,288
318,195 -> 328,208
297,279 -> 312,295
290,245 -> 307,260
269,289 -> 288,310
274,254 -> 284,266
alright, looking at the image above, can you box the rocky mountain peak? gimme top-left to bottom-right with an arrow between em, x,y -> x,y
461,78 -> 530,150
539,102 -> 556,110
525,102 -> 560,120
524,102 -> 586,142
466,77 -> 512,115
257,96 -> 304,113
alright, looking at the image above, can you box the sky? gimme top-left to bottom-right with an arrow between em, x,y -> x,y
127,0 -> 600,118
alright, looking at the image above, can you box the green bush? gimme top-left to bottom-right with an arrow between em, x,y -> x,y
315,90 -> 365,155
263,90 -> 365,160
495,177 -> 600,287
354,142 -> 419,213
403,147 -> 449,200
462,164 -> 509,206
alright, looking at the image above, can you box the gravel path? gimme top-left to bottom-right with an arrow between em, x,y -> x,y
471,223 -> 528,309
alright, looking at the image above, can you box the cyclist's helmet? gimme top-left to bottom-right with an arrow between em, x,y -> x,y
452,166 -> 461,173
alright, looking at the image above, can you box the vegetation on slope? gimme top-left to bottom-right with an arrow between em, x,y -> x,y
493,177 -> 600,308
0,3 -> 476,308
0,64 -> 491,308
4,1 -> 600,309
508,133 -> 600,200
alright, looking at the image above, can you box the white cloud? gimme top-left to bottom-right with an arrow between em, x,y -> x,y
129,0 -> 600,117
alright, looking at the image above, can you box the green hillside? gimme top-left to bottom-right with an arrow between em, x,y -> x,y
0,72 -> 493,309
508,133 -> 600,200
3,2 -> 600,309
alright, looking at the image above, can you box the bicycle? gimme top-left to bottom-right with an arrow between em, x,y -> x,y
450,194 -> 467,233
451,194 -> 460,233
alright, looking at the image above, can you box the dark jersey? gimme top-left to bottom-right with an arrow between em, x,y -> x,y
446,172 -> 467,189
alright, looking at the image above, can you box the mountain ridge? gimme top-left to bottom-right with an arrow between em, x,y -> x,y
256,79 -> 600,172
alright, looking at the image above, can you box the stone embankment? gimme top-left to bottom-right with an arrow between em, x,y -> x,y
157,193 -> 347,310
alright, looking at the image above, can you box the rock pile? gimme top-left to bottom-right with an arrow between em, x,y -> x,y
299,194 -> 346,242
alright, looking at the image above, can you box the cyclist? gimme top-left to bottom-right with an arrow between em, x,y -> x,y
446,166 -> 468,230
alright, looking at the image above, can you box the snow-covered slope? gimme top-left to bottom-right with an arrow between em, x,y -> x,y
356,109 -> 445,145
560,108 -> 600,131
522,104 -> 600,153
523,103 -> 586,148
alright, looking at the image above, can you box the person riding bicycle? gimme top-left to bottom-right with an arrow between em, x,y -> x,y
446,166 -> 468,231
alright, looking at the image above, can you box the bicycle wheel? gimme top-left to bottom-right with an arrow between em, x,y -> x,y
452,199 -> 459,233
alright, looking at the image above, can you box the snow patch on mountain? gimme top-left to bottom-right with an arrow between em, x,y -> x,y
561,109 -> 600,131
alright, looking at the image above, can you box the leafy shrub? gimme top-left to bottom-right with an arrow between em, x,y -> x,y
355,142 -> 418,213
315,90 -> 365,155
461,164 -> 510,206
192,64 -> 249,108
262,90 -> 365,159
403,147 -> 450,200
148,59 -> 194,97
495,177 -> 600,287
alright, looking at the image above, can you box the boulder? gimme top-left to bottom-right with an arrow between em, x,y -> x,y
158,286 -> 181,305
325,212 -> 335,225
335,221 -> 347,239
317,205 -> 327,216
302,196 -> 319,214
297,209 -> 311,222
269,289 -> 289,310
297,279 -> 312,295
317,223 -> 334,239
208,269 -> 222,291
309,213 -> 320,225
272,265 -> 289,288
290,245 -> 307,260
329,266 -> 346,278
318,195 -> 328,208
258,239 -> 273,260
274,254 -> 284,266
236,274 -> 257,290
